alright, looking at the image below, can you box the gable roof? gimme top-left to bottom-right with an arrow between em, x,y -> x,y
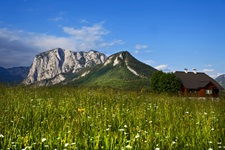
175,71 -> 224,90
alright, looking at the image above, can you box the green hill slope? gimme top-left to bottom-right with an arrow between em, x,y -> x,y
65,51 -> 157,89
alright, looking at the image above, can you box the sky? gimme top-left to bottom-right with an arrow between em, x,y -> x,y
0,0 -> 225,78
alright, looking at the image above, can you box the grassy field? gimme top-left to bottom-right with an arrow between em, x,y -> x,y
0,85 -> 225,149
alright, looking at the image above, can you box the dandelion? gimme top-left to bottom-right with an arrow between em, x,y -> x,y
0,134 -> 4,138
41,138 -> 46,142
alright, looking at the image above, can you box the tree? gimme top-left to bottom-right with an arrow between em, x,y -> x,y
150,71 -> 180,94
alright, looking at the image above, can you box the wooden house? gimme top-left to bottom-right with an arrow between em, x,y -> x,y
175,70 -> 224,97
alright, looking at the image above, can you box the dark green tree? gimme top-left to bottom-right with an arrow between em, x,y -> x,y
150,71 -> 180,94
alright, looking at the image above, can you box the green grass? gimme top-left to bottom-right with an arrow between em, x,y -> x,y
0,85 -> 225,149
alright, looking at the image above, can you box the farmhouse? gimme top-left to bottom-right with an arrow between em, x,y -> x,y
175,70 -> 224,97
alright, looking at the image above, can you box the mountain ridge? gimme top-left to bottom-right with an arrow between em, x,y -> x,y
1,48 -> 157,89
215,74 -> 225,89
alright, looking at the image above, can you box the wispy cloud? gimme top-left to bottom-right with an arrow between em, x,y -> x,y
143,60 -> 155,66
80,19 -> 88,23
134,44 -> 149,54
135,44 -> 148,50
0,22 -> 123,67
49,17 -> 63,22
203,69 -> 214,73
155,64 -> 168,70
155,64 -> 174,72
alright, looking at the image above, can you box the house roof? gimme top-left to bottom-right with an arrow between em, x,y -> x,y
175,71 -> 224,90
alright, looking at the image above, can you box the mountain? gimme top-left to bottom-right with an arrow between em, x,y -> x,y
62,51 -> 157,89
0,66 -> 29,83
215,74 -> 225,89
23,48 -> 106,85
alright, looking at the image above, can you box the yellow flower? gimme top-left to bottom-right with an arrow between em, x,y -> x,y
78,108 -> 85,113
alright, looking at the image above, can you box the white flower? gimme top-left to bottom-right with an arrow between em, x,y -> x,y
41,138 -> 46,142
65,143 -> 69,147
208,148 -> 213,150
135,133 -> 140,138
126,145 -> 132,149
155,148 -> 160,150
124,125 -> 128,128
211,128 -> 214,131
0,134 -> 4,138
172,141 -> 176,144
119,129 -> 125,131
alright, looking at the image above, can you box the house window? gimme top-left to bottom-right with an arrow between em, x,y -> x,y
205,90 -> 212,95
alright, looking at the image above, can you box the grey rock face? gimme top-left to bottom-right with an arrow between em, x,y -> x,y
23,48 -> 106,85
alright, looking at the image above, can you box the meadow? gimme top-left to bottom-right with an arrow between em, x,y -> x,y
0,85 -> 225,150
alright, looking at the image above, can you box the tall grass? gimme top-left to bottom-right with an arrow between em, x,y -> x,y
0,85 -> 225,149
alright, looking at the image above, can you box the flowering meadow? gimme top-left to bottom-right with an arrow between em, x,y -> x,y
0,85 -> 225,149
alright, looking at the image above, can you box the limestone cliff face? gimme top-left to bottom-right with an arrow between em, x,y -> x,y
23,48 -> 106,85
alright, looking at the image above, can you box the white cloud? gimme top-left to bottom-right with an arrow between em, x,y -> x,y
49,17 -> 63,22
99,40 -> 123,47
203,69 -> 214,73
155,64 -> 174,72
80,19 -> 88,23
63,22 -> 108,42
0,22 -> 123,67
155,64 -> 168,70
134,50 -> 139,54
143,60 -> 155,66
135,44 -> 148,50
134,44 -> 150,54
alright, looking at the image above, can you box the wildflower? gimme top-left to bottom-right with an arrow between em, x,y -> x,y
135,133 -> 140,138
155,148 -> 160,150
208,141 -> 212,144
126,145 -> 132,149
211,128 -> 214,131
119,129 -> 125,131
0,134 -> 4,138
78,108 -> 85,113
124,125 -> 128,128
208,148 -> 213,150
41,138 -> 46,142
65,143 -> 69,147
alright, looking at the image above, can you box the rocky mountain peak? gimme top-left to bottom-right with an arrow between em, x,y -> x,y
23,48 -> 106,85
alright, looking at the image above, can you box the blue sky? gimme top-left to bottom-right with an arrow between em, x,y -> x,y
0,0 -> 224,78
